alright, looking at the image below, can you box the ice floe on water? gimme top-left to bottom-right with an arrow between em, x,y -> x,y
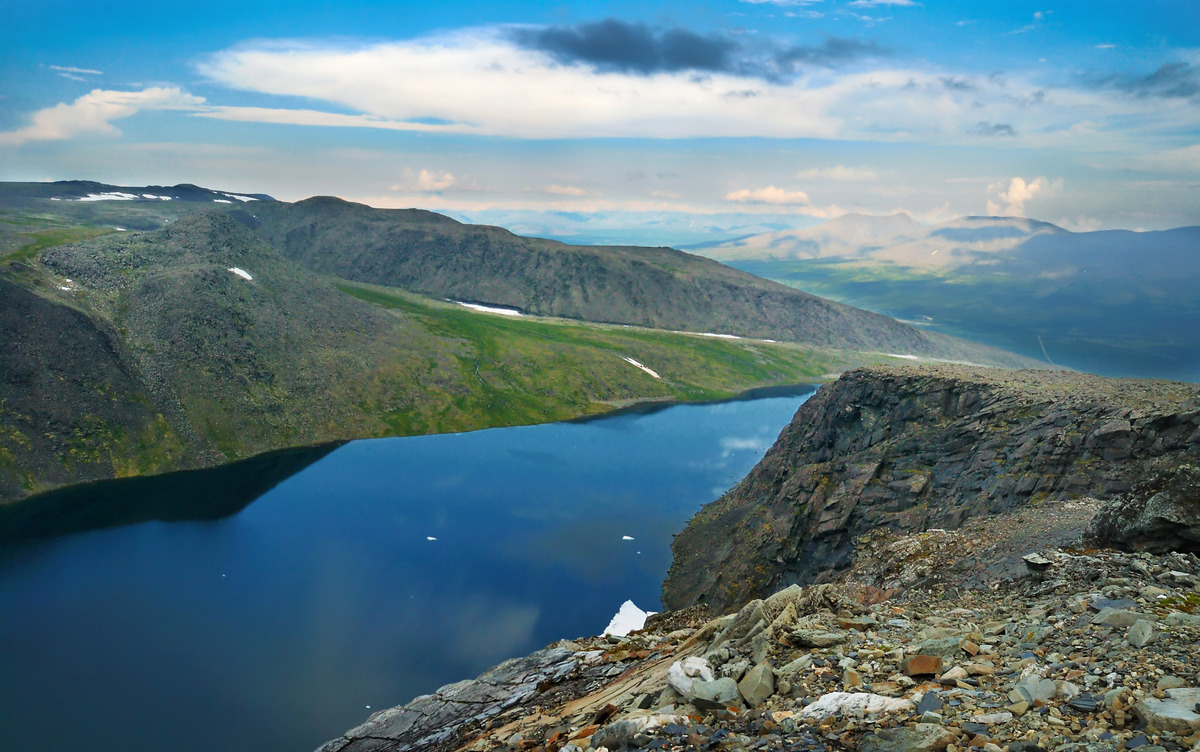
227,267 -> 253,281
603,600 -> 656,637
426,536 -> 437,541
622,535 -> 635,541
621,356 -> 661,379
454,301 -> 524,317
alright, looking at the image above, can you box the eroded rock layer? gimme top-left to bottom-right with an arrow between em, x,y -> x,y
664,365 -> 1200,614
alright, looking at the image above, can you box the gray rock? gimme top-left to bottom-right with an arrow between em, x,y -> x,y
1133,687 -> 1200,734
790,628 -> 848,647
314,646 -> 577,752
858,722 -> 957,752
1092,608 -> 1146,628
1086,463 -> 1200,553
719,659 -> 750,681
916,691 -> 943,715
1163,611 -> 1200,627
1127,619 -> 1156,648
916,635 -> 967,659
690,677 -> 743,710
1013,676 -> 1058,705
737,662 -> 776,708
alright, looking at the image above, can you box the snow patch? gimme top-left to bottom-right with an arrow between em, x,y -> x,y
77,192 -> 138,202
113,227 -> 126,232
696,332 -> 742,340
223,193 -> 259,202
603,600 -> 656,637
142,194 -> 173,200
621,356 -> 661,379
454,301 -> 524,317
227,267 -> 253,281
885,353 -> 921,361
213,199 -> 233,204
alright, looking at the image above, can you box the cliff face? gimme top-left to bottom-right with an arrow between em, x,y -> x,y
663,365 -> 1200,613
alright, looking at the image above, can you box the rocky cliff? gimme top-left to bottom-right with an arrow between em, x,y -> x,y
663,365 -> 1200,614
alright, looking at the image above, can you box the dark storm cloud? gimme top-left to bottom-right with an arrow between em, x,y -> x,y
513,19 -> 737,75
513,20 -> 889,80
1101,62 -> 1200,100
771,37 -> 892,75
969,121 -> 1017,137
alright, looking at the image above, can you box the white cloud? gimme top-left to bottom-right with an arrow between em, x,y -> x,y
0,87 -> 203,146
417,170 -> 457,191
725,186 -> 811,205
48,65 -> 103,75
848,0 -> 919,7
985,176 -> 1052,216
546,184 -> 586,196
189,30 -> 1199,153
795,165 -> 878,181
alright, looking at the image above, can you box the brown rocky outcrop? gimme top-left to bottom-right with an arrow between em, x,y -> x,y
663,364 -> 1200,614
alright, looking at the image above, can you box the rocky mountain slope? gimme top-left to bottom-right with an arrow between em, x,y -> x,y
239,197 -> 1028,364
664,365 -> 1200,614
314,364 -> 1200,752
316,507 -> 1200,752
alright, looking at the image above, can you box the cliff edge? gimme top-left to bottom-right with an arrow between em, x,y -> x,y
663,365 -> 1200,614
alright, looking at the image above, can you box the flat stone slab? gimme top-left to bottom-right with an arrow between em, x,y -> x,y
1134,687 -> 1200,734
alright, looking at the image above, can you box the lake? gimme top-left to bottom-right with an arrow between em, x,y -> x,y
0,388 -> 813,752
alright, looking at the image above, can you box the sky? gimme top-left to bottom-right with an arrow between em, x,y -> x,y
2,0 -> 1199,245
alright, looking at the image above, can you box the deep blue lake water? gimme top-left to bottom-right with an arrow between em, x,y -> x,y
0,390 -> 812,752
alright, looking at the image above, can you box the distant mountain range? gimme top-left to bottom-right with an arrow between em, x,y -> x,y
700,213 -> 1200,381
0,181 -> 1034,505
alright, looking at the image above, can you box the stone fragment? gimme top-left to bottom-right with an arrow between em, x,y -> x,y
737,662 -> 775,708
916,636 -> 967,659
1127,619 -> 1155,648
1055,680 -> 1080,700
1067,694 -> 1098,712
719,659 -> 750,682
969,712 -> 1013,725
1014,676 -> 1057,705
857,723 -> 956,752
690,677 -> 743,711
903,654 -> 943,677
920,711 -> 943,724
798,692 -> 915,720
843,667 -> 862,689
789,628 -> 848,648
1164,611 -> 1200,627
1007,701 -> 1030,716
939,666 -> 968,682
667,657 -> 714,696
1157,676 -> 1186,691
1092,608 -> 1146,628
1023,553 -> 1054,570
916,692 -> 943,715
1134,687 -> 1200,734
590,714 -> 688,750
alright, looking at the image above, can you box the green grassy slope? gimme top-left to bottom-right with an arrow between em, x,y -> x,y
1,210 -> 863,503
242,197 -> 1033,366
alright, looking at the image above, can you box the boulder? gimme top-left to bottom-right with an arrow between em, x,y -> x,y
1133,687 -> 1200,734
737,662 -> 776,708
690,677 -> 743,711
902,654 -> 943,676
798,692 -> 915,720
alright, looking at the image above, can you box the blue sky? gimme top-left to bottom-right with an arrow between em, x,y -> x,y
3,0 -> 1199,244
